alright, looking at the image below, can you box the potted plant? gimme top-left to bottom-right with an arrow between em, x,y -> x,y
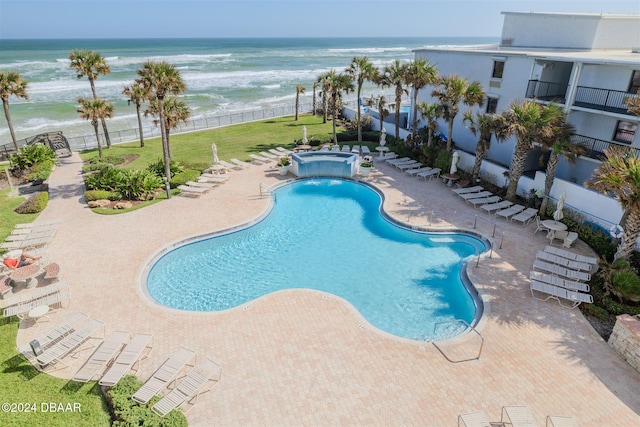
359,160 -> 373,177
277,157 -> 291,176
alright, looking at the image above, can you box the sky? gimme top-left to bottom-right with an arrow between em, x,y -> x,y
0,0 -> 638,39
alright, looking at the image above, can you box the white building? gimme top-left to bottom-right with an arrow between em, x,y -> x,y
412,11 -> 640,228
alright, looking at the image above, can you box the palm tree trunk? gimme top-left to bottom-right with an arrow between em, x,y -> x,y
539,152 -> 559,215
312,88 -> 316,116
395,88 -> 402,141
2,99 -> 19,151
615,208 -> 640,261
157,97 -> 171,199
446,118 -> 454,151
332,94 -> 338,144
89,77 -> 111,148
135,104 -> 144,148
322,94 -> 327,123
411,91 -> 418,141
472,142 -> 487,182
506,141 -> 530,202
92,121 -> 103,159
356,84 -> 362,143
295,94 -> 300,121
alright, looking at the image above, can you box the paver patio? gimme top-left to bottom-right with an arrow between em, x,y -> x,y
15,153 -> 640,426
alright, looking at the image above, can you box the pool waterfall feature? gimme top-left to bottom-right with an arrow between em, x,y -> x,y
291,151 -> 359,178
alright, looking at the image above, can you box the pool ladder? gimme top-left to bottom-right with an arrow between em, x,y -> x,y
431,319 -> 485,363
259,182 -> 275,199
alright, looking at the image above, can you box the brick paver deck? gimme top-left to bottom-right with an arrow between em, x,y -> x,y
16,153 -> 640,426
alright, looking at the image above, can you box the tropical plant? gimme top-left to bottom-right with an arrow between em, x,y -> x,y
317,73 -> 331,123
136,61 -> 186,198
625,88 -> 640,116
295,85 -> 306,121
122,82 -> 148,147
145,95 -> 191,158
0,71 -> 29,151
597,258 -> 640,303
538,117 -> 583,215
431,74 -> 485,151
463,111 -> 508,183
277,157 -> 291,167
587,146 -> 640,261
10,144 -> 55,170
69,49 -> 113,147
381,60 -> 409,141
406,58 -> 439,141
345,56 -> 379,143
312,82 -> 318,116
376,96 -> 390,134
317,70 -> 353,144
498,100 -> 564,202
417,102 -> 443,148
77,97 -> 114,159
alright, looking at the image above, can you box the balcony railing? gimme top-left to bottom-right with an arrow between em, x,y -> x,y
573,86 -> 638,115
572,134 -> 640,159
526,80 -> 568,103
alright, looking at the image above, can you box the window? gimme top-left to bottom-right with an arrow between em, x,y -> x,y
613,120 -> 637,144
629,70 -> 640,93
492,61 -> 505,79
486,97 -> 498,114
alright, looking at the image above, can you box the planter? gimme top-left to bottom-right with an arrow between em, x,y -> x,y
360,166 -> 372,177
278,166 -> 289,176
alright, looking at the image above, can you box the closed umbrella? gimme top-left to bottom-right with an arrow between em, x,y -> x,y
302,126 -> 308,144
379,128 -> 386,146
450,151 -> 459,175
553,192 -> 566,221
212,143 -> 219,164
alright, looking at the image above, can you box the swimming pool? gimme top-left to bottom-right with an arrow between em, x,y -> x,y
145,178 -> 486,341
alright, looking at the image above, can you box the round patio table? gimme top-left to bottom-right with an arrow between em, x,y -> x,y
376,146 -> 389,157
10,263 -> 42,289
542,220 -> 567,239
28,305 -> 50,324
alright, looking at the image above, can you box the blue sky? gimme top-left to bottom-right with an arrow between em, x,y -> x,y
0,0 -> 638,38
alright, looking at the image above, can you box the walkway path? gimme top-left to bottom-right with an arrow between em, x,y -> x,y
17,153 -> 640,426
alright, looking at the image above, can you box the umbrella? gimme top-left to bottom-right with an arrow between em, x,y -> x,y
450,151 -> 459,175
212,143 -> 219,164
302,126 -> 308,144
553,192 -> 566,221
379,128 -> 386,146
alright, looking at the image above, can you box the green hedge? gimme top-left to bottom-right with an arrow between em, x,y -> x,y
14,191 -> 49,214
107,375 -> 187,427
169,169 -> 201,189
26,159 -> 54,182
84,190 -> 119,202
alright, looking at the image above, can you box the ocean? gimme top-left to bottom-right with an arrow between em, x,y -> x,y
0,37 -> 497,145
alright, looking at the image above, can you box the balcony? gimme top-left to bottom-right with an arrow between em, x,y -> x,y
573,86 -> 638,116
526,80 -> 568,104
572,134 -> 640,160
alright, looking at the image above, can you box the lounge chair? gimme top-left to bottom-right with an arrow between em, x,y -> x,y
230,158 -> 251,168
259,151 -> 278,159
459,191 -> 493,201
536,251 -> 591,272
351,145 -> 360,153
198,173 -> 230,183
511,208 -> 538,225
395,161 -> 421,170
377,152 -> 397,161
452,185 -> 483,195
1,280 -> 68,309
320,145 -> 330,151
99,333 -> 153,387
217,160 -> 237,170
36,318 -> 105,369
151,358 -> 222,417
18,311 -> 89,358
132,347 -> 197,404
495,204 -> 525,220
532,259 -> 591,282
361,146 -> 371,155
468,195 -> 501,207
177,185 -> 208,195
530,271 -> 589,292
479,200 -> 512,213
501,406 -> 538,427
386,157 -> 411,164
458,411 -> 491,427
534,216 -> 551,234
4,286 -> 70,319
72,331 -> 130,382
276,147 -> 293,155
331,145 -> 340,151
543,245 -> 598,265
406,167 -> 432,176
417,168 -> 441,180
249,154 -> 271,163
530,280 -> 593,308
341,145 -> 351,152
545,415 -> 577,427
185,181 -> 216,189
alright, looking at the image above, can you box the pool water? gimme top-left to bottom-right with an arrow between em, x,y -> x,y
146,178 -> 486,341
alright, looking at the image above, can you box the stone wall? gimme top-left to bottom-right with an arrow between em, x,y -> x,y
608,314 -> 640,373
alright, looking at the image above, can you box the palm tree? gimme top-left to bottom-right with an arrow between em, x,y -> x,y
0,71 -> 29,151
377,96 -> 390,134
122,82 -> 148,147
345,56 -> 379,142
381,60 -> 409,140
317,73 -> 331,123
406,58 -> 438,141
432,75 -> 485,151
312,82 -> 318,116
295,85 -> 306,121
136,61 -> 186,198
587,146 -> 640,261
538,118 -> 583,215
76,97 -> 114,159
463,111 -> 508,183
319,70 -> 353,143
498,100 -> 564,202
625,88 -> 640,116
145,96 -> 191,158
69,49 -> 113,148
417,102 -> 443,148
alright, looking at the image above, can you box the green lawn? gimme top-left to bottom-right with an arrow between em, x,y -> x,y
0,188 -> 39,253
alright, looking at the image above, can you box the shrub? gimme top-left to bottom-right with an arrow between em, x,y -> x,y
108,375 -> 187,427
14,191 -> 49,214
10,144 -> 56,170
84,190 -> 118,202
433,150 -> 453,174
84,167 -> 163,201
147,158 -> 184,179
85,167 -> 126,192
277,157 -> 291,167
25,159 -> 54,182
169,169 -> 201,189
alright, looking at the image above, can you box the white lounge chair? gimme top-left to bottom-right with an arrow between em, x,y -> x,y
543,246 -> 598,265
468,195 -> 501,206
198,173 -> 230,183
511,208 -> 538,225
36,318 -> 105,369
377,152 -> 397,161
480,200 -> 512,213
501,406 -> 538,427
534,216 -> 551,234
132,347 -> 197,404
546,415 -> 577,427
532,259 -> 591,281
536,251 -> 591,272
259,151 -> 278,159
151,358 -> 222,417
330,145 -> 340,151
406,167 -> 432,176
459,191 -> 493,201
249,154 -> 271,163
276,147 -> 294,155
496,204 -> 525,220
72,331 -> 130,382
230,158 -> 251,168
18,311 -> 89,358
529,271 -> 589,292
185,181 -> 216,189
1,280 -> 67,309
452,185 -> 483,195
217,160 -> 237,170
530,280 -> 593,308
99,333 -> 153,387
395,161 -> 421,170
417,168 -> 441,180
341,145 -> 351,152
458,411 -> 491,427
386,157 -> 411,164
177,185 -> 207,194
361,146 -> 371,155
4,287 -> 70,319
351,145 -> 361,153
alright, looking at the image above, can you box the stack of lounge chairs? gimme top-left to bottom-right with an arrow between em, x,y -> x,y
529,246 -> 597,308
1,221 -> 60,250
385,157 -> 441,180
3,281 -> 70,319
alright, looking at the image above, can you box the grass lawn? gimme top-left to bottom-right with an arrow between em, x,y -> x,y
0,188 -> 39,254
0,318 -> 111,427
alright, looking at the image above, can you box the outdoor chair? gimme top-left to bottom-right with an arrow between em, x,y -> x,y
530,280 -> 593,308
468,195 -> 501,207
546,415 -> 577,427
529,271 -> 589,292
406,167 -> 432,176
72,331 -> 130,382
452,185 -> 483,195
534,216 -> 550,234
35,318 -> 105,370
543,246 -> 598,265
550,230 -> 569,246
459,191 -> 493,201
501,405 -> 538,427
133,347 -> 197,404
458,411 -> 491,427
495,204 -> 525,220
479,200 -> 512,214
563,232 -> 578,248
99,333 -> 153,387
532,259 -> 591,282
417,168 -> 441,181
511,208 -> 538,225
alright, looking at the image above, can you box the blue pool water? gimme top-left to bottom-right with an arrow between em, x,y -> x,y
146,179 -> 486,341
